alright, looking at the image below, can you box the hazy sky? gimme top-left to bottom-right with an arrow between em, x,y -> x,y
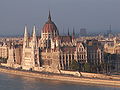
0,0 -> 120,36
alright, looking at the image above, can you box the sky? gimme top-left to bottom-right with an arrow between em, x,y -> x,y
0,0 -> 120,36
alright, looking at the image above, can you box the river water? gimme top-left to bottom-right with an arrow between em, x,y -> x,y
0,73 -> 120,90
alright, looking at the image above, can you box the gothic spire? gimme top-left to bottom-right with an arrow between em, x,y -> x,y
23,25 -> 29,47
48,10 -> 51,21
72,27 -> 75,36
32,25 -> 36,37
68,28 -> 70,36
32,25 -> 37,48
24,25 -> 28,37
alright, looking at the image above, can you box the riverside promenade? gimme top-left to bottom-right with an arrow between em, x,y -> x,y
0,67 -> 120,87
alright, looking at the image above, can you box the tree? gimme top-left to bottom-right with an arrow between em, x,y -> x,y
84,63 -> 91,72
99,62 -> 106,73
69,60 -> 79,71
0,57 -> 8,63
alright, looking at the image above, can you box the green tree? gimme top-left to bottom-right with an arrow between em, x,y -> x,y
84,63 -> 91,72
69,60 -> 79,71
0,57 -> 8,63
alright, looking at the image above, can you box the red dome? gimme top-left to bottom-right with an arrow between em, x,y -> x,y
42,21 -> 58,33
42,12 -> 59,35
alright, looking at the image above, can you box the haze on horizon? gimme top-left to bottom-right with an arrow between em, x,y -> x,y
0,0 -> 120,36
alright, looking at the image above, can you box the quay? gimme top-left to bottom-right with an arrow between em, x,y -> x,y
0,67 -> 120,87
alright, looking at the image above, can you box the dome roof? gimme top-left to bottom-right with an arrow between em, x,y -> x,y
42,11 -> 59,34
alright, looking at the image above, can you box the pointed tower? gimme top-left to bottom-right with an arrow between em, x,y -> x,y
32,25 -> 37,48
41,11 -> 59,49
72,28 -> 75,42
22,25 -> 34,70
31,25 -> 40,67
41,11 -> 59,38
68,28 -> 70,36
72,27 -> 75,38
23,25 -> 29,48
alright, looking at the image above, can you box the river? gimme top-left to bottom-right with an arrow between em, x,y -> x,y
0,72 -> 120,90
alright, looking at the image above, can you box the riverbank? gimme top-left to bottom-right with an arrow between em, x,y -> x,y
0,67 -> 120,87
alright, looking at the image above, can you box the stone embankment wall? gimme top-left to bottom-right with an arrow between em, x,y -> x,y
1,63 -> 120,80
60,70 -> 120,80
0,68 -> 120,87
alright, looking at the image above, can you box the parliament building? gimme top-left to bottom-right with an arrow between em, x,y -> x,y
6,12 -> 104,72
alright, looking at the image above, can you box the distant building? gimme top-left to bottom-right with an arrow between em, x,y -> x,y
104,37 -> 120,54
106,25 -> 113,37
80,28 -> 87,36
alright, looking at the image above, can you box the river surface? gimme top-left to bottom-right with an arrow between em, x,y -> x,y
0,72 -> 120,90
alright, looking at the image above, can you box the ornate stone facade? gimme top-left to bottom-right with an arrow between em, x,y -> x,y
21,26 -> 40,70
86,40 -> 104,65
